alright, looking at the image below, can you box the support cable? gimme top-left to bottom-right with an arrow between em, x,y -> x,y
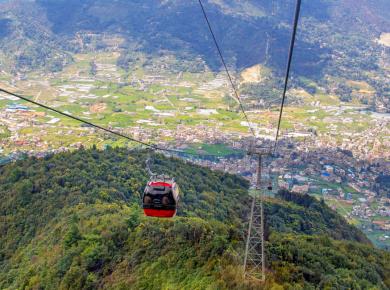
273,0 -> 302,154
198,0 -> 256,137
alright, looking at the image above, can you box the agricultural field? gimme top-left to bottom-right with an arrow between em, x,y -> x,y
308,181 -> 390,249
0,51 -> 388,161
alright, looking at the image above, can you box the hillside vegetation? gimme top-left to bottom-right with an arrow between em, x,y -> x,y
0,148 -> 389,289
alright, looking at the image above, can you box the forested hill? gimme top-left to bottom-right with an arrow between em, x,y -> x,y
266,190 -> 370,244
1,0 -> 388,73
0,148 -> 389,289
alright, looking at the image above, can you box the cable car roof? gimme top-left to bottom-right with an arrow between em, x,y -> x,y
149,181 -> 173,188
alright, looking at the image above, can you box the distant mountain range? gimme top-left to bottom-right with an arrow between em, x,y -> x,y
0,0 -> 389,110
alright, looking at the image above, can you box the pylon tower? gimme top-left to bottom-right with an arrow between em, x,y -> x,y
244,149 -> 268,282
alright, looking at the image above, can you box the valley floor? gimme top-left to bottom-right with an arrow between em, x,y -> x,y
0,51 -> 389,249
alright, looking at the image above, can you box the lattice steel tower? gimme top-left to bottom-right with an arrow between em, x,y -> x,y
243,148 -> 268,282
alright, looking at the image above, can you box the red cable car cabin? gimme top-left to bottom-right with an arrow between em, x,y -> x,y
143,176 -> 180,218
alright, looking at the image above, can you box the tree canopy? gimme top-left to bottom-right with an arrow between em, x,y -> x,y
0,148 -> 389,289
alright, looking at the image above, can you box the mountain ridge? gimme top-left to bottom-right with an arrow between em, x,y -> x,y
0,0 -> 388,111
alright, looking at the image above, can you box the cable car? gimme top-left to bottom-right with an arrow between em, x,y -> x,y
142,175 -> 179,218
